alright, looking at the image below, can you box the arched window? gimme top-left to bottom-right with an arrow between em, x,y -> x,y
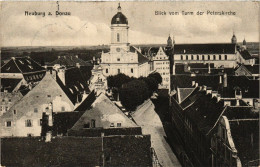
106,69 -> 108,73
117,33 -> 120,42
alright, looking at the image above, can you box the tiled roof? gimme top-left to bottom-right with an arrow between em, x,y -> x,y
71,93 -> 137,130
239,50 -> 252,60
174,43 -> 236,54
49,56 -> 92,67
0,78 -> 22,92
1,57 -> 46,74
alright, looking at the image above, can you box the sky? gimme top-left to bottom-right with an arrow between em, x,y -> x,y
0,1 -> 259,46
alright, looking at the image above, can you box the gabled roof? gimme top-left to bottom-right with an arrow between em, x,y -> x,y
174,43 -> 236,54
1,57 -> 46,74
239,50 -> 252,60
177,88 -> 195,103
71,93 -> 137,130
130,46 -> 149,65
1,78 -> 22,92
49,56 -> 92,67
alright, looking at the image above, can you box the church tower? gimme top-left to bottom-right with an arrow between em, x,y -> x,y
231,32 -> 237,44
110,3 -> 129,53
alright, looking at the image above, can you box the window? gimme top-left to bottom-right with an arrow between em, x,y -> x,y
213,55 -> 216,60
110,123 -> 114,127
27,134 -> 32,137
6,121 -> 11,127
106,69 -> 108,73
61,106 -> 65,111
84,123 -> 90,128
131,68 -> 133,73
25,119 -> 32,127
34,108 -> 38,113
186,55 -> 188,60
118,69 -> 120,74
117,58 -> 120,61
208,55 -> 210,60
191,55 -> 193,60
13,110 -> 16,114
202,55 -> 205,60
181,55 -> 183,60
91,119 -> 96,128
197,55 -> 199,60
47,95 -> 51,97
117,33 -> 120,42
117,123 -> 121,127
8,99 -> 11,102
219,55 -> 221,60
225,55 -> 227,60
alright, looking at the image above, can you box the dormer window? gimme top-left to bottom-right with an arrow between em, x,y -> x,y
28,65 -> 33,69
19,60 -> 24,64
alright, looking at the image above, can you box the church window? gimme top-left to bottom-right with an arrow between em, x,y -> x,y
225,55 -> 227,60
106,69 -> 108,73
213,55 -> 216,60
208,55 -> 210,60
197,55 -> 199,60
118,69 -> 120,74
131,68 -> 133,73
181,55 -> 183,60
117,33 -> 120,42
202,55 -> 205,60
219,55 -> 221,60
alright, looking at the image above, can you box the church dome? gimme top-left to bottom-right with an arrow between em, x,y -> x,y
111,4 -> 128,25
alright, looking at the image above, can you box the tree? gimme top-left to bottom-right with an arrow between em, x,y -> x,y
148,72 -> 162,84
107,73 -> 131,89
138,77 -> 158,96
119,80 -> 149,111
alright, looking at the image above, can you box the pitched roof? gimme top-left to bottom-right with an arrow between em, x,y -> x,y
71,93 -> 137,130
244,65 -> 259,74
1,57 -> 46,74
177,88 -> 195,103
0,78 -> 22,92
130,46 -> 149,64
49,56 -> 92,67
239,50 -> 252,60
174,43 -> 236,54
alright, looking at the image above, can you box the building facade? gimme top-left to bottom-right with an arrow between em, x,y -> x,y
100,4 -> 150,78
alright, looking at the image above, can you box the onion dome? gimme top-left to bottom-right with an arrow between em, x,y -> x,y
111,3 -> 128,25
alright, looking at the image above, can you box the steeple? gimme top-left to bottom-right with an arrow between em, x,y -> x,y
231,31 -> 237,44
117,3 -> 121,12
167,34 -> 172,47
243,37 -> 246,46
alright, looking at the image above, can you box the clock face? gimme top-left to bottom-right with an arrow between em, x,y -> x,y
116,48 -> 121,52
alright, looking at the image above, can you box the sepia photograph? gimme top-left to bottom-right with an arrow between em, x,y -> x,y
0,1 -> 259,166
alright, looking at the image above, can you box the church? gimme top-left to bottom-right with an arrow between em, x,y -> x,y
100,4 -> 150,78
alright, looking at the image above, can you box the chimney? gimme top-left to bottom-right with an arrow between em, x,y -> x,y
44,65 -> 47,69
195,82 -> 198,87
203,85 -> 207,91
93,56 -> 96,61
236,99 -> 240,106
217,94 -> 221,102
223,73 -> 227,87
219,75 -> 222,84
76,63 -> 80,68
192,81 -> 195,86
212,91 -> 217,98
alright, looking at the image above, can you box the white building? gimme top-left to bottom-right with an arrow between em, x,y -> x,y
101,4 -> 150,78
